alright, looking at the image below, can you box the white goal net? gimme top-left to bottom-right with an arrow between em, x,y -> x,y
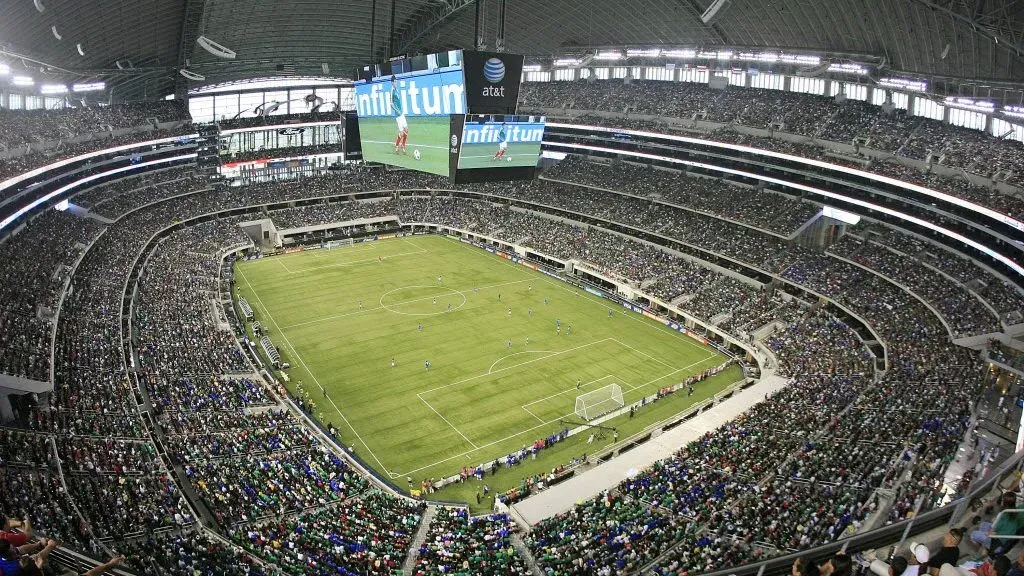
575,383 -> 625,421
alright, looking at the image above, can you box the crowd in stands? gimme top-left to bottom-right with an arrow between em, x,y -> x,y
0,147 -> 1011,576
230,491 -> 422,576
0,101 -> 188,149
0,209 -> 103,381
521,80 -> 1024,186
75,166 -> 208,220
414,507 -> 528,575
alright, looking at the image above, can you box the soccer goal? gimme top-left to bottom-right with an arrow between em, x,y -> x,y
575,383 -> 625,421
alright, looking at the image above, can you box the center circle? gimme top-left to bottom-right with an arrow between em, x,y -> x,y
378,285 -> 468,316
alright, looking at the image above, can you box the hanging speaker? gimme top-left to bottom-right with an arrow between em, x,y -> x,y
941,43 -> 951,60
51,26 -> 61,40
76,43 -> 85,56
196,36 -> 236,59
33,0 -> 45,13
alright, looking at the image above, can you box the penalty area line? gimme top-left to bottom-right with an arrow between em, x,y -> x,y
417,393 -> 480,449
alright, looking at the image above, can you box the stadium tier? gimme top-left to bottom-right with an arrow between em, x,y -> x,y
3,4 -> 1024,573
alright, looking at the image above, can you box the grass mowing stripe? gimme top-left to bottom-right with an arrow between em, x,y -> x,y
235,235 -> 737,510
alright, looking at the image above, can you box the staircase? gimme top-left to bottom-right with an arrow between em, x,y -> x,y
402,504 -> 437,575
510,532 -> 546,576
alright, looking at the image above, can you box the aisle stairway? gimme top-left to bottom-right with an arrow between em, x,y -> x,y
402,504 -> 437,574
511,532 -> 546,576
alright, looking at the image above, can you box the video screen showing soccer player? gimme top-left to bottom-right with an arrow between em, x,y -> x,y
457,114 -> 546,170
354,50 -> 465,177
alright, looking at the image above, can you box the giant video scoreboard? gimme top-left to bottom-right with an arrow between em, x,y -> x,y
353,50 -> 544,182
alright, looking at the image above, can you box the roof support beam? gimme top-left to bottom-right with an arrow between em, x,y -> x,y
392,0 -> 476,57
906,0 -> 1023,57
174,0 -> 210,98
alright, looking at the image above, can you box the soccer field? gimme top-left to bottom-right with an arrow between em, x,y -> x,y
457,141 -> 541,169
235,235 -> 740,506
358,115 -> 451,176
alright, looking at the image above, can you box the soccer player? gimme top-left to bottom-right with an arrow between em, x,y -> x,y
447,303 -> 452,312
418,323 -> 423,332
391,358 -> 396,368
437,275 -> 442,284
425,360 -> 430,370
432,297 -> 437,305
544,298 -> 549,305
528,308 -> 532,316
492,122 -> 510,161
507,308 -> 512,318
507,339 -> 512,348
391,76 -> 409,155
608,309 -> 613,318
567,324 -> 572,335
525,336 -> 530,345
556,319 -> 560,329
576,379 -> 581,389
358,300 -> 363,309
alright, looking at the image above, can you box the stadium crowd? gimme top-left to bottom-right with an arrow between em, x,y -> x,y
0,139 -> 1011,576
520,80 -> 1024,186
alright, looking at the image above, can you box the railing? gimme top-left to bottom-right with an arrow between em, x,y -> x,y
688,448 -> 1024,576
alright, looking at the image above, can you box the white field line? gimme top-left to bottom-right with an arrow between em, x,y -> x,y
521,405 -> 545,423
285,248 -> 425,274
441,235 -> 715,354
417,394 -> 480,449
276,258 -> 291,273
280,278 -> 533,330
611,337 -> 678,371
236,267 -> 394,477
521,375 -> 615,408
398,353 -> 723,478
396,409 -> 579,478
418,338 -> 613,397
362,140 -> 448,150
487,350 -> 557,374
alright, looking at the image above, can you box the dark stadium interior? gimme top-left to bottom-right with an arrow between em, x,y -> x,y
1,0 -> 1024,575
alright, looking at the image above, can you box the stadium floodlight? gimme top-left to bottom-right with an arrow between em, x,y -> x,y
72,81 -> 105,92
0,64 -> 9,75
626,48 -> 661,58
944,97 -> 994,113
780,53 -> 821,65
879,77 -> 927,92
553,57 -> 582,67
594,50 -> 623,60
662,49 -> 697,59
40,84 -> 67,94
1004,105 -> 1024,119
828,63 -> 868,75
575,383 -> 625,421
179,69 -> 205,81
716,51 -> 733,60
196,35 -> 236,60
12,76 -> 34,86
522,64 -> 543,72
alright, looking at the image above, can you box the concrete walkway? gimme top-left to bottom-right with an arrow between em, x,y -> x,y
512,371 -> 790,525
402,504 -> 436,575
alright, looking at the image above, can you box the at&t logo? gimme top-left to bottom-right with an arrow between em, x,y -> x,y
481,57 -> 506,97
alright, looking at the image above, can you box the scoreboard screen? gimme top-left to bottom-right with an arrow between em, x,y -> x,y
354,50 -> 527,179
354,51 -> 466,176
456,114 -> 545,170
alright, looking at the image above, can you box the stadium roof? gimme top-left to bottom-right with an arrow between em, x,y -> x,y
0,0 -> 1021,100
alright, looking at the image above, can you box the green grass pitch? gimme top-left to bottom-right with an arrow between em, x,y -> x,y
358,115 -> 451,176
234,235 -> 742,510
456,141 -> 541,169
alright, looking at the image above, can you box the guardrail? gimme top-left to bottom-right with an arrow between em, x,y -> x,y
688,448 -> 1024,576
